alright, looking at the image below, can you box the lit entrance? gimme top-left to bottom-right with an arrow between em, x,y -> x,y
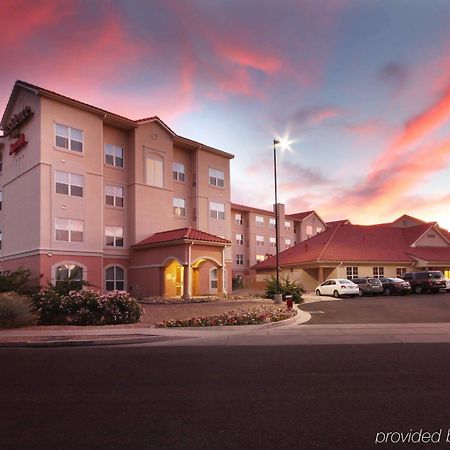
164,260 -> 184,297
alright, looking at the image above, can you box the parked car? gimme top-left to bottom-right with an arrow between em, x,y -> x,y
379,277 -> 411,296
352,277 -> 383,296
401,271 -> 446,294
315,279 -> 359,298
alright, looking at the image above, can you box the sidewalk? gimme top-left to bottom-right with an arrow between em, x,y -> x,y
0,305 -> 311,348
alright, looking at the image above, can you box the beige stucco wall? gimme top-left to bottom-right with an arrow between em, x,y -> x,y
414,229 -> 449,247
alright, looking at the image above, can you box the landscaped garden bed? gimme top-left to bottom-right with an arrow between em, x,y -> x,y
156,304 -> 296,327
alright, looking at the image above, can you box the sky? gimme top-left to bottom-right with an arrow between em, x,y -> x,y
1,0 -> 450,229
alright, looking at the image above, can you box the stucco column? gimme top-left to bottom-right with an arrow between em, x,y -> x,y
217,266 -> 224,294
160,267 -> 166,297
318,267 -> 324,284
183,264 -> 191,300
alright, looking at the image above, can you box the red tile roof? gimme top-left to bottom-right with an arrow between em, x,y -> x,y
133,228 -> 231,248
231,202 -> 275,216
252,221 -> 450,269
286,211 -> 315,221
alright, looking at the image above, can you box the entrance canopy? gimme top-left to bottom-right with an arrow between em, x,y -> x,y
130,228 -> 230,298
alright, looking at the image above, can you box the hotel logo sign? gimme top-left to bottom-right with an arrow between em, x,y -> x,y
3,106 -> 34,155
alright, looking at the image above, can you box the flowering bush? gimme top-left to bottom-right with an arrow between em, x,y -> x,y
33,289 -> 142,325
156,305 -> 296,328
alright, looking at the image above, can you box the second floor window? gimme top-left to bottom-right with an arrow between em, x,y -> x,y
105,226 -> 124,247
235,213 -> 243,225
285,239 -> 292,248
55,124 -> 83,152
55,218 -> 83,242
105,185 -> 124,207
255,216 -> 264,227
210,202 -> 225,220
236,234 -> 243,245
105,144 -> 124,167
306,225 -> 313,236
173,162 -> 185,182
209,168 -> 224,187
173,197 -> 186,217
285,221 -> 291,232
236,254 -> 244,265
269,237 -> 276,247
256,235 -> 264,246
269,218 -> 276,229
56,171 -> 84,197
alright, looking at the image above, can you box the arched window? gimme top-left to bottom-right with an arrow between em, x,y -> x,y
55,264 -> 83,281
105,266 -> 125,291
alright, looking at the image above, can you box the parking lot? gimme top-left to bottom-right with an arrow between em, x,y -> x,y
301,292 -> 450,324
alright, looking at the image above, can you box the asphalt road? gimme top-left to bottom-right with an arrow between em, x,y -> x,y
302,292 -> 450,324
3,344 -> 450,450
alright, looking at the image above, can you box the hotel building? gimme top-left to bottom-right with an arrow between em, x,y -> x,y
0,80 -> 234,298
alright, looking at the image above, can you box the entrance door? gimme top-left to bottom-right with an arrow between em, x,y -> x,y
176,266 -> 184,296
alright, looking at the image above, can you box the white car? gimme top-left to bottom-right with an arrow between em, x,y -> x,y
315,279 -> 360,298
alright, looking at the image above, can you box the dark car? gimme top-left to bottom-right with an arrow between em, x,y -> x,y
379,277 -> 411,296
401,271 -> 446,294
352,277 -> 383,296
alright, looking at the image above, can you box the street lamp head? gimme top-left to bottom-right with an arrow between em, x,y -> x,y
273,139 -> 280,145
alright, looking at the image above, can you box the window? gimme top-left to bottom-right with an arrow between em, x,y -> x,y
235,213 -> 243,225
373,267 -> 384,278
269,218 -> 276,229
55,218 -> 83,242
105,185 -> 124,207
396,267 -> 406,277
0,228 -> 2,249
146,154 -> 163,187
236,234 -> 243,245
256,235 -> 264,246
236,254 -> 244,265
0,190 -> 2,210
316,227 -> 323,234
55,124 -> 83,152
285,221 -> 291,232
173,162 -> 185,182
306,225 -> 313,236
210,202 -> 225,220
255,216 -> 264,227
0,151 -> 3,172
105,266 -> 125,291
209,168 -> 224,187
105,144 -> 124,167
55,171 -> 84,197
256,254 -> 265,262
105,226 -> 124,247
427,233 -> 435,238
55,264 -> 83,281
346,266 -> 358,279
173,197 -> 186,217
210,268 -> 218,289
269,237 -> 276,247
285,239 -> 292,248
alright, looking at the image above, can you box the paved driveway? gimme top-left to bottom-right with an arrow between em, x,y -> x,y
301,292 -> 450,324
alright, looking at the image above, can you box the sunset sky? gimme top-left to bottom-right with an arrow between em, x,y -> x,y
1,0 -> 450,229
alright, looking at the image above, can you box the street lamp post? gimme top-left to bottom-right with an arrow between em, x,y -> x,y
273,139 -> 282,304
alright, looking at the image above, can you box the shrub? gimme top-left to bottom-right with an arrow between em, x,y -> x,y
0,268 -> 40,295
33,288 -> 142,325
0,292 -> 37,328
265,275 -> 304,304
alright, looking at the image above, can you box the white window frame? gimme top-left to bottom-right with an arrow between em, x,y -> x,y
306,225 -> 313,236
285,221 -> 291,232
104,144 -> 124,168
269,218 -> 276,229
210,201 -> 225,220
236,234 -> 244,245
210,268 -> 218,290
173,197 -> 186,217
255,216 -> 264,227
209,168 -> 224,188
236,254 -> 244,265
373,267 -> 384,278
55,170 -> 84,197
105,185 -> 124,207
105,226 -> 124,247
52,261 -> 86,283
285,238 -> 292,247
346,266 -> 358,279
256,235 -> 264,246
173,162 -> 185,182
316,227 -> 323,234
55,218 -> 84,242
55,123 -> 83,153
269,236 -> 276,247
235,213 -> 243,225
105,265 -> 126,291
